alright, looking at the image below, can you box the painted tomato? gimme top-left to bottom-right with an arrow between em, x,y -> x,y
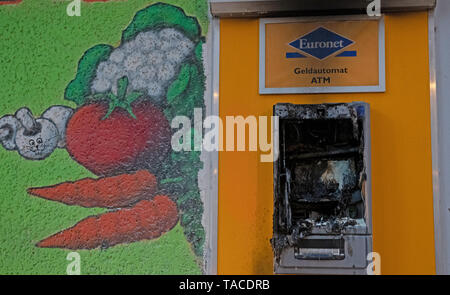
66,100 -> 171,176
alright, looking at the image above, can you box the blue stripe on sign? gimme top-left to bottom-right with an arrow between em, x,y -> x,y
286,52 -> 306,58
336,51 -> 357,57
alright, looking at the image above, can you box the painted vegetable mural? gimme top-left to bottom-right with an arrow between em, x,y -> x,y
0,2 -> 206,263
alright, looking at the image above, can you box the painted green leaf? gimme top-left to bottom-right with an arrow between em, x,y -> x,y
167,63 -> 192,104
195,41 -> 203,61
164,61 -> 205,122
64,44 -> 113,106
122,3 -> 202,43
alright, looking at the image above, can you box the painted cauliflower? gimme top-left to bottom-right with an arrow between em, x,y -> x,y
91,28 -> 195,101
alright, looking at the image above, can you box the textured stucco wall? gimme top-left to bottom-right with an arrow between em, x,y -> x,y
0,0 -> 208,274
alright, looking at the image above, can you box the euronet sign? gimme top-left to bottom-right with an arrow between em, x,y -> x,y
287,27 -> 355,60
260,16 -> 385,93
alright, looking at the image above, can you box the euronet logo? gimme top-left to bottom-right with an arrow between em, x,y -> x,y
286,27 -> 356,60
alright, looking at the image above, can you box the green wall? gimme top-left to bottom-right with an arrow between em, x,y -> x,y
0,0 -> 208,274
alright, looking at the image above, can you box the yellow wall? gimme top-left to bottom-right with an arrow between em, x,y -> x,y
218,12 -> 436,275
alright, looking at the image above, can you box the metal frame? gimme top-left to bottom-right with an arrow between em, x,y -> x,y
210,0 -> 436,18
428,8 -> 444,275
259,15 -> 386,94
201,17 -> 220,275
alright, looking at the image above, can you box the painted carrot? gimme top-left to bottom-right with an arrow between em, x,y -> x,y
27,170 -> 157,208
36,195 -> 178,249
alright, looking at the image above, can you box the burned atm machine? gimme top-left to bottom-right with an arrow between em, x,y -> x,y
272,102 -> 372,275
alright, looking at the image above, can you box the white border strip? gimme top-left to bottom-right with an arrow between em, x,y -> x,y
259,15 -> 386,94
202,17 -> 220,275
428,9 -> 443,275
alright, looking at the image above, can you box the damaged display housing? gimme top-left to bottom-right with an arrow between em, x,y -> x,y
272,102 -> 372,275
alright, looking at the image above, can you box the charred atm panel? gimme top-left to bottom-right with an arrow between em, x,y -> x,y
272,102 -> 372,275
